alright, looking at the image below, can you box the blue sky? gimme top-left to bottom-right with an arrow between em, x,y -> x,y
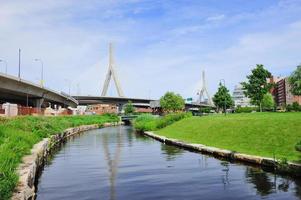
0,0 -> 301,100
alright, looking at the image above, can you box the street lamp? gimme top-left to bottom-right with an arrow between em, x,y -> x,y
34,59 -> 44,87
220,79 -> 226,116
0,59 -> 7,74
64,79 -> 72,97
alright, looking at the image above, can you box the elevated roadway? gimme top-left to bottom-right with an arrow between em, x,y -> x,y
73,96 -> 213,110
0,73 -> 78,108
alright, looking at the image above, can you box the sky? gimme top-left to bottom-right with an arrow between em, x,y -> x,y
0,0 -> 301,100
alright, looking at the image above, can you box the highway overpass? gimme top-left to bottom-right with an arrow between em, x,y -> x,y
0,73 -> 78,108
73,96 -> 212,110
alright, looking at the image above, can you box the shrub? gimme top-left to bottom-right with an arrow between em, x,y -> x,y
286,102 -> 301,112
235,106 -> 257,113
292,102 -> 301,111
199,107 -> 211,113
133,112 -> 192,132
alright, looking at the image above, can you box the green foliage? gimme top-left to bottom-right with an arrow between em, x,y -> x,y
124,101 -> 135,115
286,102 -> 301,112
133,112 -> 192,132
212,83 -> 234,112
292,102 -> 301,111
288,65 -> 301,96
199,107 -> 211,113
157,113 -> 301,162
295,141 -> 301,152
235,106 -> 257,113
133,114 -> 158,131
0,114 -> 119,200
262,93 -> 275,111
241,64 -> 272,111
160,92 -> 185,113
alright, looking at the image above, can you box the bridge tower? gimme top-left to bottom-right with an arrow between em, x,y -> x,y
197,70 -> 213,106
101,43 -> 125,97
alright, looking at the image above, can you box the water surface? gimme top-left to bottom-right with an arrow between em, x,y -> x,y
36,126 -> 301,200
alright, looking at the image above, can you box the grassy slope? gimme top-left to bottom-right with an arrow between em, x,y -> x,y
0,115 -> 119,200
156,113 -> 301,162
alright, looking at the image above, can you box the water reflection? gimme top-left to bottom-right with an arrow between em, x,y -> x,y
161,144 -> 184,161
101,127 -> 122,200
220,161 -> 230,189
246,167 -> 275,196
36,126 -> 301,200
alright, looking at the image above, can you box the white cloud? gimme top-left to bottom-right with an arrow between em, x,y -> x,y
0,0 -> 300,100
206,14 -> 225,22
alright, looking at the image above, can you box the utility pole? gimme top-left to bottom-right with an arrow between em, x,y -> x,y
18,49 -> 21,78
34,59 -> 44,87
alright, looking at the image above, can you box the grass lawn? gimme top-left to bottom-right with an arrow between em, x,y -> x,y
156,112 -> 301,163
0,114 -> 119,200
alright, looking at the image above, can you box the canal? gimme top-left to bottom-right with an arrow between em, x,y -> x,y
36,126 -> 301,200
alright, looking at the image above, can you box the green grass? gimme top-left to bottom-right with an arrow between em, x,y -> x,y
156,113 -> 301,162
0,114 -> 119,200
133,112 -> 192,132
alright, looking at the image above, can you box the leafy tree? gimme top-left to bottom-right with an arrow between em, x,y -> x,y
288,65 -> 301,95
262,93 -> 275,111
124,101 -> 135,115
212,83 -> 234,113
241,64 -> 272,112
160,92 -> 185,113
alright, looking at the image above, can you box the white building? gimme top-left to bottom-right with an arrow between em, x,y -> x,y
232,84 -> 251,107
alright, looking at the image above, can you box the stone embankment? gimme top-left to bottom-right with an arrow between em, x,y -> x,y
143,131 -> 301,177
12,122 -> 120,200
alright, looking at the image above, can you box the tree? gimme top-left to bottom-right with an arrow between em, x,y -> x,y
288,65 -> 301,96
160,92 -> 185,113
124,101 -> 135,115
212,83 -> 234,113
241,64 -> 272,112
262,93 -> 275,111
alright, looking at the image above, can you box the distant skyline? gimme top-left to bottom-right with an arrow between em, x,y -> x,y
0,0 -> 301,100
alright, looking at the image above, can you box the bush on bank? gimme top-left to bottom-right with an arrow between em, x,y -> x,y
133,112 -> 192,132
0,114 -> 119,200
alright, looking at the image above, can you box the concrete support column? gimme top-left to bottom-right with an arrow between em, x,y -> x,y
118,103 -> 124,114
34,98 -> 44,114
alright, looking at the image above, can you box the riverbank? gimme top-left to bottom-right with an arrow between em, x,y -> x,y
155,113 -> 301,162
0,114 -> 119,200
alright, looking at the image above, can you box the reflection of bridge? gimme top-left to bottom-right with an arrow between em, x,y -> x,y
0,73 -> 78,108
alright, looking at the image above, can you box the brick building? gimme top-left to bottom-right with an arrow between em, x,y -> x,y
87,104 -> 118,115
271,77 -> 301,107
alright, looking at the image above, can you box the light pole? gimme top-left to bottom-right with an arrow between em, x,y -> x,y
220,79 -> 226,116
34,59 -> 44,87
0,59 -> 7,74
64,79 -> 71,96
18,49 -> 21,78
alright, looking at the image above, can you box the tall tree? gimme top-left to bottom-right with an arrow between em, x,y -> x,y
241,64 -> 272,112
124,101 -> 135,115
212,83 -> 234,113
288,65 -> 301,96
160,92 -> 185,113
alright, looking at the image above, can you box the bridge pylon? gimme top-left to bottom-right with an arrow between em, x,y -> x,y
101,43 -> 125,97
197,70 -> 214,106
